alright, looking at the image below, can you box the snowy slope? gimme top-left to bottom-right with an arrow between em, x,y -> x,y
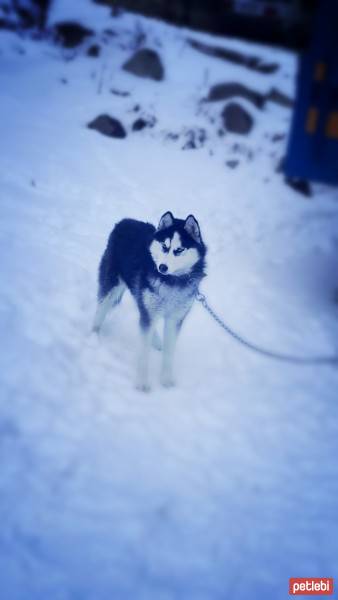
1,4 -> 338,599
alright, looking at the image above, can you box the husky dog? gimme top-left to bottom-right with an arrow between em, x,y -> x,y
93,212 -> 207,391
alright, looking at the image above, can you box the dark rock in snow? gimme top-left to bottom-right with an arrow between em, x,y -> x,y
206,82 -> 265,109
132,116 -> 156,132
87,44 -> 101,58
132,118 -> 148,131
166,132 -> 180,141
122,48 -> 164,81
272,133 -> 286,143
182,128 -> 207,150
110,88 -> 130,97
0,16 -> 18,32
0,1 -> 48,31
15,7 -> 36,28
87,115 -> 127,139
17,0 -> 50,30
188,38 -> 279,74
267,87 -> 293,108
54,22 -> 93,48
222,102 -> 253,135
103,28 -> 116,37
205,83 -> 293,111
226,160 -> 239,169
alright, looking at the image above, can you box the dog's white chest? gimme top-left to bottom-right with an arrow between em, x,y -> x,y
143,280 -> 194,320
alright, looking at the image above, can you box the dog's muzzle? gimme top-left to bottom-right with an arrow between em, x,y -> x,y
159,264 -> 168,274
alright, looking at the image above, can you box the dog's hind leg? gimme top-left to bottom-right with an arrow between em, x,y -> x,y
92,279 -> 126,333
92,293 -> 112,333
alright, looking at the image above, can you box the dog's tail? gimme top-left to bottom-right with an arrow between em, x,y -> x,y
97,230 -> 120,301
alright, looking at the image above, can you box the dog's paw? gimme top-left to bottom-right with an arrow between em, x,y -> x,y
160,373 -> 176,388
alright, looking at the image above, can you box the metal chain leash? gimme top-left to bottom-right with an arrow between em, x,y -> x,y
196,292 -> 338,366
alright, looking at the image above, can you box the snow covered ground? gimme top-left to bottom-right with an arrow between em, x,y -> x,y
1,2 -> 338,598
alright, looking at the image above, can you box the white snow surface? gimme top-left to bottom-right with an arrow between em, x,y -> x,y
1,4 -> 338,599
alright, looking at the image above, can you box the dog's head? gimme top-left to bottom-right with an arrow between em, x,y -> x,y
150,211 -> 206,277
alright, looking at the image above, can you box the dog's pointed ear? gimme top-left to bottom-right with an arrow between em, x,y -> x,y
184,215 -> 201,243
157,211 -> 174,231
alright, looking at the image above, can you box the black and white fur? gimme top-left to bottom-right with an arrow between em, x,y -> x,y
93,212 -> 207,391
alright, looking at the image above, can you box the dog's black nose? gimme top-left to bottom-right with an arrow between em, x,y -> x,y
159,264 -> 168,273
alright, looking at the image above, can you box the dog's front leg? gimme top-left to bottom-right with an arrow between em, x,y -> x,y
136,320 -> 154,392
161,318 -> 180,388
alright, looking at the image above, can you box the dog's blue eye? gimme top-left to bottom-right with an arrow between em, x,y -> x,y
174,247 -> 185,256
162,244 -> 169,253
